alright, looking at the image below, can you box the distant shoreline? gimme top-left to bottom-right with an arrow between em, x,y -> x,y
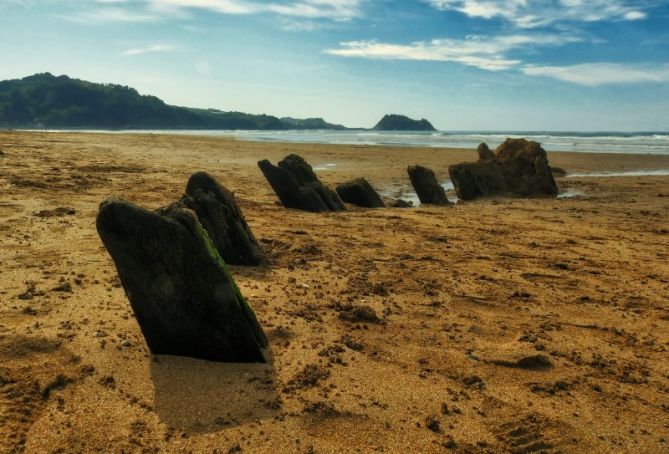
6,127 -> 667,135
8,128 -> 668,155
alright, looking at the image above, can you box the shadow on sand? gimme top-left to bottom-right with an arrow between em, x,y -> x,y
150,354 -> 280,433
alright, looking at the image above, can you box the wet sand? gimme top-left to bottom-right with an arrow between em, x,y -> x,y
1,131 -> 668,453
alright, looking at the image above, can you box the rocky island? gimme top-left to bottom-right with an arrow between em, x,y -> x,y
373,114 -> 436,131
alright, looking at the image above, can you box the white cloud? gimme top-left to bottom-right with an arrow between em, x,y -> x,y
264,0 -> 362,20
121,44 -> 175,56
328,34 -> 669,87
148,0 -> 362,20
522,63 -> 669,86
65,0 -> 363,24
326,34 -> 581,71
623,11 -> 647,21
148,0 -> 257,15
63,7 -> 159,23
426,0 -> 648,28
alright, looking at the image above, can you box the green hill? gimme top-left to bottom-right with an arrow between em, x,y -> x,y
279,117 -> 346,130
0,73 -> 342,130
373,114 -> 436,131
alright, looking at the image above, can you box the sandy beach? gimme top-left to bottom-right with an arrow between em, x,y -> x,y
1,130 -> 668,453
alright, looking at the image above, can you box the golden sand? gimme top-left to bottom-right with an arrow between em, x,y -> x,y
1,131 -> 668,453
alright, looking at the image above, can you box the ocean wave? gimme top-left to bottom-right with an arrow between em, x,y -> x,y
36,129 -> 669,154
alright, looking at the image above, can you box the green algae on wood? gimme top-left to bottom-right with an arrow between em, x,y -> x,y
194,220 -> 267,349
96,198 -> 268,363
179,171 -> 265,266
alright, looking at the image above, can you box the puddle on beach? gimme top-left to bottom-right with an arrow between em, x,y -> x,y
310,163 -> 593,204
380,181 -> 456,206
310,163 -> 456,205
312,163 -> 338,171
382,181 -> 585,203
383,189 -> 421,206
567,169 -> 669,178
557,189 -> 586,199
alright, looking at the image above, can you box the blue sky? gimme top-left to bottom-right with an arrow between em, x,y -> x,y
2,0 -> 669,130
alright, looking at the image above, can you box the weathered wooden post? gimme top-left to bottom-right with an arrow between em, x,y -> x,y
336,178 -> 385,208
96,199 -> 268,363
258,154 -> 345,212
407,165 -> 451,206
177,171 -> 265,266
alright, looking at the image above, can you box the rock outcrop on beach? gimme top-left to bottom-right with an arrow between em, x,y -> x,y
449,138 -> 559,201
258,154 -> 346,212
96,199 -> 268,362
373,114 -> 436,131
336,178 -> 385,208
172,172 -> 265,266
477,143 -> 495,161
407,165 -> 451,205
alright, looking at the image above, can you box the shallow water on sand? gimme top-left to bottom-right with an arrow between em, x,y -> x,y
566,169 -> 669,177
318,163 -> 668,206
380,183 -> 585,205
312,163 -> 338,171
557,189 -> 586,199
379,181 -> 456,206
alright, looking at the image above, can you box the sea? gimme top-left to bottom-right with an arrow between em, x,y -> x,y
39,129 -> 669,155
223,130 -> 669,155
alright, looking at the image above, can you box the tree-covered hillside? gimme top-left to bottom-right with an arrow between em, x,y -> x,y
279,117 -> 347,130
0,73 -> 340,130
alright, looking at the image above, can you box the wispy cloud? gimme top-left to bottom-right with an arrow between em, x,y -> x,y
63,7 -> 159,23
326,34 -> 581,71
263,0 -> 362,20
121,44 -> 175,56
426,0 -> 648,28
149,0 -> 363,19
147,0 -> 257,15
522,63 -> 669,86
67,0 -> 364,23
328,34 -> 669,86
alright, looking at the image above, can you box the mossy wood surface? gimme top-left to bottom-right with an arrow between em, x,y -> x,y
258,154 -> 345,212
180,171 -> 265,266
96,199 -> 268,363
